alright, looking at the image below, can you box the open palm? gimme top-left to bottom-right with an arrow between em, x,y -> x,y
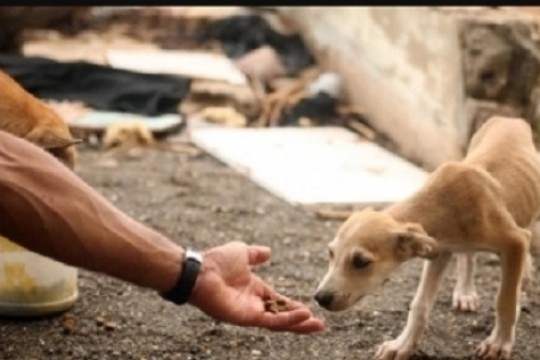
188,241 -> 325,333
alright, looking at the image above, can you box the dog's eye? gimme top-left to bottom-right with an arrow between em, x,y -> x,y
328,248 -> 334,259
352,254 -> 371,269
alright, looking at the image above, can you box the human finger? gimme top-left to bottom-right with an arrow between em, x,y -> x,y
255,308 -> 312,330
247,245 -> 271,266
270,317 -> 326,334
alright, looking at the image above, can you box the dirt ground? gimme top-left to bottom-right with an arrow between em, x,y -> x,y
1,135 -> 540,360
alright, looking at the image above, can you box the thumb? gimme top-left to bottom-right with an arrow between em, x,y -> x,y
247,245 -> 271,266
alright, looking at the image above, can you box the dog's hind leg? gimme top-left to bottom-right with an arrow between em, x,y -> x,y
522,253 -> 534,292
452,253 -> 480,312
522,220 -> 540,292
476,228 -> 530,360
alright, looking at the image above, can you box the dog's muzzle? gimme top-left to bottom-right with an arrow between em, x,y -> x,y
314,290 -> 334,309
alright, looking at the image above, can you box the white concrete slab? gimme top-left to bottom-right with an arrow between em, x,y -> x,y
106,49 -> 248,85
189,121 -> 429,207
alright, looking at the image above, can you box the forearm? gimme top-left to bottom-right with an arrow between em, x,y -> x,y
0,130 -> 184,292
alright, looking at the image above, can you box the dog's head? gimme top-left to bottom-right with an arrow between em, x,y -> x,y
314,208 -> 438,311
25,125 -> 81,169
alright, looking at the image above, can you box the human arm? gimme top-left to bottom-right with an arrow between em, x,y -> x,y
0,130 -> 324,333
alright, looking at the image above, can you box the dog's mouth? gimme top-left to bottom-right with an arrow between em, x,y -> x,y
321,293 -> 358,312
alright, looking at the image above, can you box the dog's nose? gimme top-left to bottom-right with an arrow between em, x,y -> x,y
314,291 -> 334,308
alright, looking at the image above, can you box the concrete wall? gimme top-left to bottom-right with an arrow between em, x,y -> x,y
277,7 -> 540,170
278,7 -> 466,169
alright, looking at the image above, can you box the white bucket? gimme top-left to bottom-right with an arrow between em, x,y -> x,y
0,235 -> 78,317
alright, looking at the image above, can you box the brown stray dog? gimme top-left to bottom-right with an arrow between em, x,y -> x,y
314,116 -> 540,360
0,70 -> 81,169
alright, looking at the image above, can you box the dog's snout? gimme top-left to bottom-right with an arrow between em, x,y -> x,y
314,291 -> 334,308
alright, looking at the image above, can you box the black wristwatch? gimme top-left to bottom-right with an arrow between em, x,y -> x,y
160,248 -> 203,305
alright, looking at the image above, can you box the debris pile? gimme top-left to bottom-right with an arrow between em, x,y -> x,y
0,6 -> 383,154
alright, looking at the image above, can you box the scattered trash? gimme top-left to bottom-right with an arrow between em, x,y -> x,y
257,66 -> 321,127
235,45 -> 287,81
197,14 -> 314,76
66,111 -> 183,143
181,80 -> 258,119
102,120 -> 155,150
3,6 -> 385,164
199,106 -> 247,127
307,72 -> 342,99
280,92 -> 339,127
5,9 -> 359,135
0,54 -> 191,116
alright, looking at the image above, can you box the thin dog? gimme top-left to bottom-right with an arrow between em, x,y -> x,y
314,116 -> 540,360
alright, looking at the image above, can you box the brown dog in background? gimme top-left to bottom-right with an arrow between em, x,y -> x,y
314,116 -> 540,360
0,70 -> 81,169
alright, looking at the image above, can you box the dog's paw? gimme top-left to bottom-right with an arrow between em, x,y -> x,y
452,289 -> 479,312
374,339 -> 416,360
475,337 -> 513,360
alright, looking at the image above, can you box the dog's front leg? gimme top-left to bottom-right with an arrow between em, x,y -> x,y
452,253 -> 480,311
476,229 -> 530,360
375,252 -> 452,360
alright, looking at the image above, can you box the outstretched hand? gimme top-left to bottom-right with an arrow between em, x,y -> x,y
188,241 -> 325,333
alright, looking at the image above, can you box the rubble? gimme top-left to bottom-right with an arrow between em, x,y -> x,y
0,6 -> 399,168
235,45 -> 287,82
279,7 -> 540,169
102,120 -> 155,150
0,7 -> 91,52
199,106 -> 247,127
197,13 -> 314,75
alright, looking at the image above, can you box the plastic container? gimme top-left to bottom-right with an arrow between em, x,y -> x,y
0,235 -> 78,317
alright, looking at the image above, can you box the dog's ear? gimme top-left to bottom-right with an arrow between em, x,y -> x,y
392,223 -> 439,261
27,128 -> 82,150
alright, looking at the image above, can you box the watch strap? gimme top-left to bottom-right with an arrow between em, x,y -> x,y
160,249 -> 203,305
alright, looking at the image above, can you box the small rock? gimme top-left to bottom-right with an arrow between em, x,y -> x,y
104,321 -> 118,331
252,349 -> 262,356
95,316 -> 107,327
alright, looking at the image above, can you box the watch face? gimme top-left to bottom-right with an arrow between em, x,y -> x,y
186,248 -> 203,263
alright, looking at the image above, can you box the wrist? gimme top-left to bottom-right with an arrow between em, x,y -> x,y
160,248 -> 203,305
187,251 -> 219,307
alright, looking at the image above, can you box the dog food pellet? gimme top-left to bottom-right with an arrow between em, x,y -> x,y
61,313 -> 77,334
263,296 -> 290,313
